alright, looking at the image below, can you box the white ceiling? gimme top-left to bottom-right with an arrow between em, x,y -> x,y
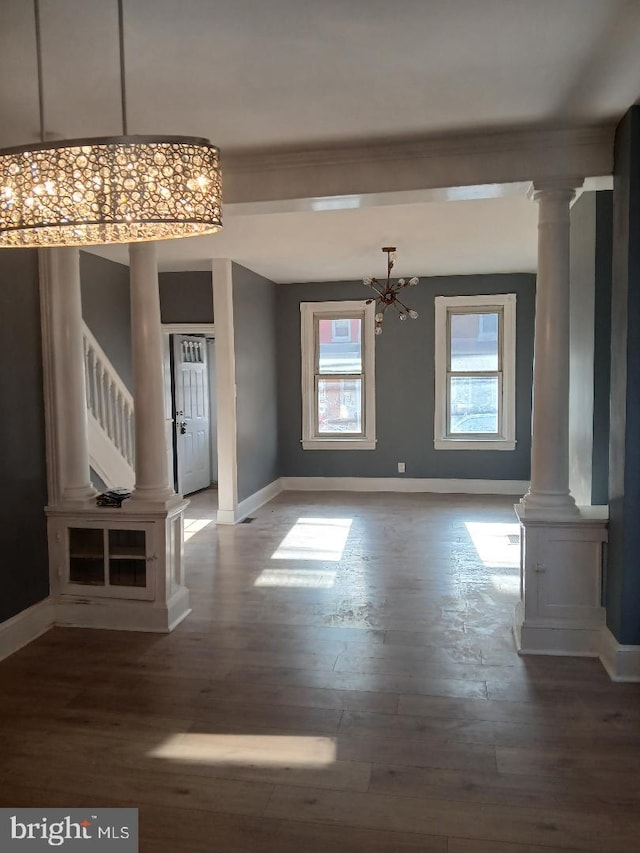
1,0 -> 638,279
89,192 -> 540,282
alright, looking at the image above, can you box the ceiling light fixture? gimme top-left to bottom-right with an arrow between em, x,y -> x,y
0,0 -> 222,248
363,247 -> 419,335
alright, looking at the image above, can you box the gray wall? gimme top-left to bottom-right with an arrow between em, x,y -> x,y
80,252 -> 133,392
277,274 -> 535,480
569,191 -> 612,506
607,106 -> 640,645
0,251 -> 49,621
159,271 -> 214,324
232,263 -> 279,502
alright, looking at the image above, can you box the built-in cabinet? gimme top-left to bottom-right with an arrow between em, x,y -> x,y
47,500 -> 190,632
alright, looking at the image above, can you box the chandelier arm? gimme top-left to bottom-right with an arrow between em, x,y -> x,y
117,0 -> 128,135
33,0 -> 45,143
395,297 -> 413,314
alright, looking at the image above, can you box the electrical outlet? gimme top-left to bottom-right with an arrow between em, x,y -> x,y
397,462 -> 406,473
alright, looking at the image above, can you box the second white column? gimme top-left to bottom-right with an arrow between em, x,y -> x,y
129,242 -> 174,503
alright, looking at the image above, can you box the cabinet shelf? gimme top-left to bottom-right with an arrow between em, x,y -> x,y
109,548 -> 146,559
66,526 -> 148,593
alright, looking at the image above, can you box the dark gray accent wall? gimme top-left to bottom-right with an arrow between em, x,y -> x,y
0,250 -> 49,621
568,191 -> 612,506
80,252 -> 133,393
607,106 -> 640,645
159,272 -> 213,324
277,274 -> 535,480
592,191 -> 613,505
232,263 -> 279,502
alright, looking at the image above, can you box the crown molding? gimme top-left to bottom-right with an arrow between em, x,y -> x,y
222,123 -> 615,205
224,124 -> 614,173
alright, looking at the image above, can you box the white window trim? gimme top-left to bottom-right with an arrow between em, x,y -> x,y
300,300 -> 376,450
434,293 -> 516,451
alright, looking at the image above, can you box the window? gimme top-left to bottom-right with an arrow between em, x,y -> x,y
434,294 -> 516,450
300,300 -> 376,450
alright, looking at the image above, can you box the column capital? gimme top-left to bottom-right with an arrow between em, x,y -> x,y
527,176 -> 584,203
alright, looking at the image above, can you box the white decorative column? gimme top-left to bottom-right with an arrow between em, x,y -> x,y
520,179 -> 581,517
514,178 -> 607,658
47,247 -> 96,503
128,241 -> 174,504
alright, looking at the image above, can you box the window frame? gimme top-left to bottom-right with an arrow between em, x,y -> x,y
434,293 -> 516,451
300,300 -> 376,451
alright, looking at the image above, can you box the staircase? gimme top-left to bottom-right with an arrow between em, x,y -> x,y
83,323 -> 135,489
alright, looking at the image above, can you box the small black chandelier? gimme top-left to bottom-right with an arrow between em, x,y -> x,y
363,247 -> 419,335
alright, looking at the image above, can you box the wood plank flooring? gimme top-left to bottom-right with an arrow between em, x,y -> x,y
2,489 -> 640,852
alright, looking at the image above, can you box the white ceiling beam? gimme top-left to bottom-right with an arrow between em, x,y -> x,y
223,124 -> 615,206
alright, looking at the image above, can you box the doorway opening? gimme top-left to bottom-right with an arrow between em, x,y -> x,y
162,328 -> 218,497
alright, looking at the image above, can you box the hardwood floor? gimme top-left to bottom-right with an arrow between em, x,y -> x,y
2,489 -> 640,852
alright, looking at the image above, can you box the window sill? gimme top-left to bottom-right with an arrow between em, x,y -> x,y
302,438 -> 376,451
434,438 -> 516,451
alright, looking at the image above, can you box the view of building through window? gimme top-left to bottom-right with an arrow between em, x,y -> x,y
449,311 -> 501,435
317,318 -> 362,433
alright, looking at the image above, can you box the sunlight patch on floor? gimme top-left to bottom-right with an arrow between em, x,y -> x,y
490,573 -> 521,593
464,521 -> 521,568
184,518 -> 214,542
271,517 -> 352,561
149,734 -> 337,767
255,568 -> 337,588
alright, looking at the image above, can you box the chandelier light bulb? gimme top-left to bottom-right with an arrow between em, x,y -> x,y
409,309 -> 419,319
409,277 -> 419,286
399,313 -> 407,320
363,276 -> 373,285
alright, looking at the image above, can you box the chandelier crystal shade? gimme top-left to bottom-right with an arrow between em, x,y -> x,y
363,247 -> 419,335
0,0 -> 222,249
0,136 -> 222,248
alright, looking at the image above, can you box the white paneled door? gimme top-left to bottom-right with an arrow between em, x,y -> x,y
173,335 -> 211,495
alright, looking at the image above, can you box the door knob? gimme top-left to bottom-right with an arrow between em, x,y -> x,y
179,421 -> 187,435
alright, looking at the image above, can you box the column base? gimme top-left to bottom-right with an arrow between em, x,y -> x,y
46,499 -> 190,634
61,484 -> 98,503
518,490 -> 579,518
513,505 -> 607,657
127,490 -> 184,512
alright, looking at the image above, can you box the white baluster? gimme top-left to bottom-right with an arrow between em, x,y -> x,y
128,410 -> 135,466
99,364 -> 107,434
83,337 -> 91,412
91,350 -> 99,419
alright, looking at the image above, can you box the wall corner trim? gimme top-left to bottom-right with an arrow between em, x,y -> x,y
599,626 -> 640,682
216,478 -> 283,525
0,598 -> 54,662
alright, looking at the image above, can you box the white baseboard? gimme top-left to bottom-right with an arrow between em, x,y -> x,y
0,598 -> 54,662
599,626 -> 640,682
217,477 -> 283,524
513,600 -> 604,657
281,476 -> 529,495
54,586 -> 191,634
